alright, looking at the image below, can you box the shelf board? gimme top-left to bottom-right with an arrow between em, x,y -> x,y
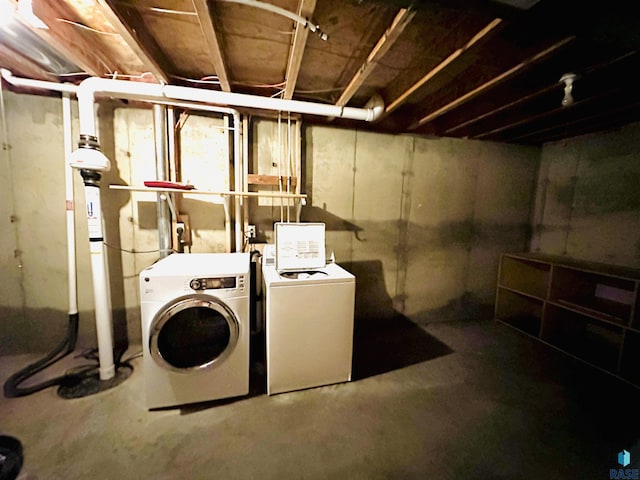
506,252 -> 640,281
497,284 -> 545,302
497,319 -> 640,390
549,298 -> 629,327
109,184 -> 307,199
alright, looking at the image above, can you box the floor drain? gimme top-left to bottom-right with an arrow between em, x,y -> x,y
57,364 -> 133,399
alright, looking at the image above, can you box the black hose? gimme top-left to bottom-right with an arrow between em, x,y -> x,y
3,313 -> 79,398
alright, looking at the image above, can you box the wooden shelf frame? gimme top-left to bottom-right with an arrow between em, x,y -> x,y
495,252 -> 640,388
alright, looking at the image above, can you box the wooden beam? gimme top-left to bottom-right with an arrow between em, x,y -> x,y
192,0 -> 231,92
247,174 -> 297,188
410,36 -> 576,129
384,18 -> 503,116
443,50 -> 638,136
477,88 -> 636,141
506,99 -> 640,144
96,0 -> 170,83
283,0 -> 317,100
335,7 -> 415,107
444,83 -> 557,134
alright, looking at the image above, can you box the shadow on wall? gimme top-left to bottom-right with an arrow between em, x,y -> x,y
340,260 -> 453,381
247,203 -> 363,244
301,205 -> 363,235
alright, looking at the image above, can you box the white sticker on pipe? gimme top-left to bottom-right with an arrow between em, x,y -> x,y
85,185 -> 103,239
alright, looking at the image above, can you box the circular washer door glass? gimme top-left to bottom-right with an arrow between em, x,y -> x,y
151,295 -> 239,372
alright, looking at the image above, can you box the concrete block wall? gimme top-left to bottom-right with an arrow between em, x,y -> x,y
0,92 -> 231,354
531,121 -> 640,268
1,91 -> 539,355
305,126 -> 539,321
0,91 -> 92,355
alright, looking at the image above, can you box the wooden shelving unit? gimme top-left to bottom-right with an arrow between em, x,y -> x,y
495,252 -> 640,387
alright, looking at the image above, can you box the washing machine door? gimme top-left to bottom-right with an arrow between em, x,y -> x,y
149,294 -> 240,373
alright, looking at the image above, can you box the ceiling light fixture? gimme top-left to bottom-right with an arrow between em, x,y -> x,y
560,73 -> 577,107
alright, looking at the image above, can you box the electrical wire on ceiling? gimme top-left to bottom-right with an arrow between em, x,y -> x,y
148,7 -> 197,16
215,0 -> 329,41
56,18 -> 119,35
109,71 -> 155,80
172,75 -> 221,85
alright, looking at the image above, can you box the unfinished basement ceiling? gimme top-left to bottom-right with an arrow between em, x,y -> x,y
1,0 -> 639,145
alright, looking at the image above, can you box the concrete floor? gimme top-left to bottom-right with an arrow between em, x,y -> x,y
1,317 -> 639,480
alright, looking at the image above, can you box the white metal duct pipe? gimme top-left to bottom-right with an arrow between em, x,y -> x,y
153,104 -> 172,258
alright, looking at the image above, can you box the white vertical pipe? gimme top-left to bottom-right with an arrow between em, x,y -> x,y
81,172 -> 115,380
76,80 -> 116,381
62,92 -> 78,315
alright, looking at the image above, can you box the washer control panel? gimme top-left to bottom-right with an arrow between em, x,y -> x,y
189,275 -> 245,292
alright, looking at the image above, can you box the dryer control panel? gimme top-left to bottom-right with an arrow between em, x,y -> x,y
189,276 -> 245,292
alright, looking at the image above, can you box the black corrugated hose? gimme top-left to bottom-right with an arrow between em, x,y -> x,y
3,313 -> 79,398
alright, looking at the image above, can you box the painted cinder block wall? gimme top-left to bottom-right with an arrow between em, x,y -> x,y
1,90 -> 539,355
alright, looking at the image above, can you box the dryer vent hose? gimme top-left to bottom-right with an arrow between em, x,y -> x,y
3,313 -> 79,398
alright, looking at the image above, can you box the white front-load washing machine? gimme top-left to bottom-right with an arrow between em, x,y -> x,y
139,252 -> 250,409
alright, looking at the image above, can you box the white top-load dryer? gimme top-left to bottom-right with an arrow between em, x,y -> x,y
262,223 -> 356,395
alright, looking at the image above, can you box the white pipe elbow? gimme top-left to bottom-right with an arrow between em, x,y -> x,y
364,94 -> 385,122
